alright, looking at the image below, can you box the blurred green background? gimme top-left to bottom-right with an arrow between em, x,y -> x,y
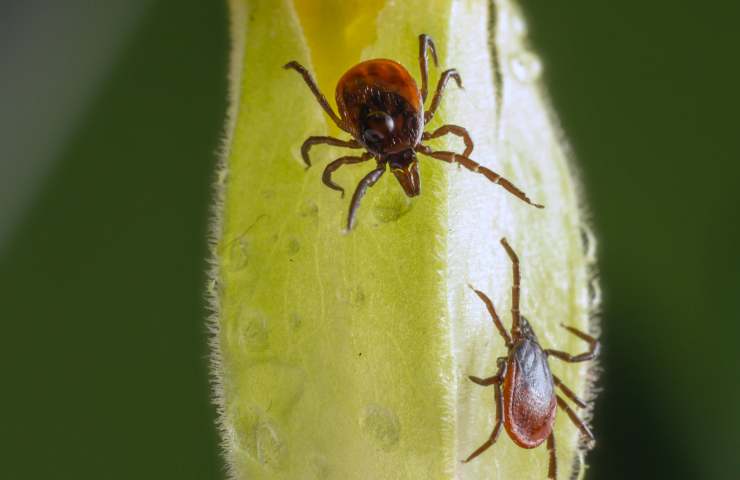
1,1 -> 738,479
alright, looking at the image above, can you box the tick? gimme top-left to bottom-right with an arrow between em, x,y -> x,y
284,34 -> 543,231
465,238 -> 599,479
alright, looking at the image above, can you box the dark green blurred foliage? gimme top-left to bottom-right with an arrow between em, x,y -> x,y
523,1 -> 740,479
0,0 -> 227,477
1,0 -> 739,479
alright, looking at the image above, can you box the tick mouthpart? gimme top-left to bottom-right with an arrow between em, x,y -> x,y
391,160 -> 420,197
387,149 -> 420,197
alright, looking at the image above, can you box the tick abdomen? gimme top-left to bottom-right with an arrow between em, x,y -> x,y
504,338 -> 557,449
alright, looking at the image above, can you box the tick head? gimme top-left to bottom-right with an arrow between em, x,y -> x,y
388,149 -> 420,197
515,315 -> 539,342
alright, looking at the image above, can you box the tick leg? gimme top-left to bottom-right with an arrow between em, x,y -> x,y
547,433 -> 557,480
546,325 -> 600,363
552,374 -> 587,409
463,381 -> 504,463
464,361 -> 506,462
416,146 -> 545,209
422,124 -> 474,158
322,153 -> 372,198
467,284 -> 512,347
468,375 -> 500,386
346,165 -> 386,231
556,395 -> 595,443
418,34 -> 439,103
284,61 -> 349,132
425,69 -> 463,124
301,136 -> 360,168
499,238 -> 522,334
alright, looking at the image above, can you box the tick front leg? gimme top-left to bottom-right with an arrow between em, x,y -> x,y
463,381 -> 504,463
301,136 -> 360,168
422,124 -> 474,158
547,432 -> 557,480
546,325 -> 600,363
322,153 -> 372,198
556,395 -> 595,444
284,61 -> 349,132
468,284 -> 512,347
346,165 -> 385,231
418,34 -> 439,103
499,238 -> 522,333
416,146 -> 545,209
425,69 -> 463,124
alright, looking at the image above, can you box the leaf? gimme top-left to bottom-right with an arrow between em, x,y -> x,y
209,0 -> 600,478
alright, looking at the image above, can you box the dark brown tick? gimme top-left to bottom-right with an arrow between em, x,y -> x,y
284,34 -> 543,231
465,238 -> 599,479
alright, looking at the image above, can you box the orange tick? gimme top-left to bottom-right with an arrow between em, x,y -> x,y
465,238 -> 599,479
284,34 -> 543,231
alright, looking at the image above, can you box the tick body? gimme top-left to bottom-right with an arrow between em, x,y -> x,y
337,59 -> 423,154
465,238 -> 599,480
285,34 -> 544,231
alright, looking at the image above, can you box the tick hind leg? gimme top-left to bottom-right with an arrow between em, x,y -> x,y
547,432 -> 557,480
418,34 -> 439,103
552,374 -> 587,408
346,165 -> 385,231
546,325 -> 600,363
425,69 -> 463,123
422,124 -> 474,158
301,136 -> 360,168
556,395 -> 595,445
464,378 -> 504,463
416,146 -> 544,208
322,153 -> 372,198
284,61 -> 349,132
464,360 -> 506,463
